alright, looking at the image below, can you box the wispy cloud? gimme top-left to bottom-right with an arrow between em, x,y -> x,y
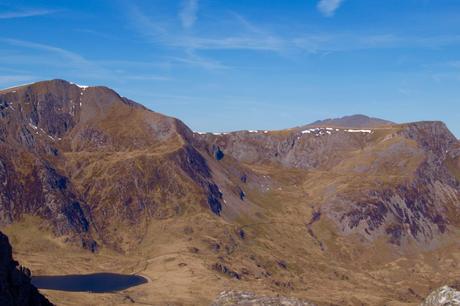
317,0 -> 345,17
177,36 -> 284,51
293,33 -> 460,53
1,38 -> 90,66
124,1 -> 460,70
127,5 -> 285,53
0,75 -> 37,86
448,61 -> 460,69
2,38 -> 166,76
125,4 -> 286,69
127,5 -> 170,42
169,51 -> 230,70
0,38 -> 172,83
0,38 -> 111,80
179,0 -> 198,29
0,8 -> 58,19
122,75 -> 172,81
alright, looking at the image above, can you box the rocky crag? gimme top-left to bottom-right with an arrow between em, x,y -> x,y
421,286 -> 460,306
0,231 -> 52,306
211,291 -> 315,306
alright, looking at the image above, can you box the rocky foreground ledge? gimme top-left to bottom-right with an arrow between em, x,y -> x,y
0,231 -> 52,306
421,286 -> 460,306
211,291 -> 315,306
212,288 -> 460,306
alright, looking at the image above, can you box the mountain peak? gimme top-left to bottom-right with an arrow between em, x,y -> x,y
306,114 -> 394,129
0,79 -> 106,96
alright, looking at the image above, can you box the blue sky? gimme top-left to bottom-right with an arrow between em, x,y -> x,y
1,0 -> 460,136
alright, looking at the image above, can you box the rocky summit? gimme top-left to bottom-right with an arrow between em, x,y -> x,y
0,80 -> 459,305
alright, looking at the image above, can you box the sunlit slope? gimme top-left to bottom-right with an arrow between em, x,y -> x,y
0,80 -> 459,305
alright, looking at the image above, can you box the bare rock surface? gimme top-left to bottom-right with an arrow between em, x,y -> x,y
421,286 -> 460,306
211,291 -> 315,306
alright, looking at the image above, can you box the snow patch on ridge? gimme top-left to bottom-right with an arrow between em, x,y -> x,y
27,122 -> 59,141
345,129 -> 372,133
301,128 -> 319,134
70,82 -> 89,89
301,127 -> 373,137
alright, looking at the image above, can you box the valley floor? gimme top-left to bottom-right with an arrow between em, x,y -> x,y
4,216 -> 460,306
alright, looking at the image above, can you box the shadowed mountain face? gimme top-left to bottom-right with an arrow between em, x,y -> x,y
0,231 -> 52,306
0,80 -> 460,305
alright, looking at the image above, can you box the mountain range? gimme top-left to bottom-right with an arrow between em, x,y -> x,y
0,79 -> 459,305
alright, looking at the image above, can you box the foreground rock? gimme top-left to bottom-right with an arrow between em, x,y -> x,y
211,291 -> 315,306
421,286 -> 460,306
0,231 -> 52,306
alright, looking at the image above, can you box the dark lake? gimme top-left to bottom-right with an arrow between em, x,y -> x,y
32,273 -> 148,293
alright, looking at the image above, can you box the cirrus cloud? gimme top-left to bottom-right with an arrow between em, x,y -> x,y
179,0 -> 199,29
0,8 -> 59,19
317,0 -> 345,17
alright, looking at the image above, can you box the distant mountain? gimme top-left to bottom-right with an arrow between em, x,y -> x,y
305,114 -> 394,128
0,80 -> 460,305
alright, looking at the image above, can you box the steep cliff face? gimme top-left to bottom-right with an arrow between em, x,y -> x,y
324,122 -> 460,246
197,128 -> 376,169
0,81 -> 96,249
0,80 -> 230,251
198,120 -> 460,246
0,231 -> 52,306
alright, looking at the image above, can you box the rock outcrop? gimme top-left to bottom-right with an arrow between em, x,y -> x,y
421,286 -> 460,306
0,231 -> 52,306
211,291 -> 315,306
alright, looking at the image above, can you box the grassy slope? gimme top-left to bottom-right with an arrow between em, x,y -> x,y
5,136 -> 460,306
1,82 -> 460,305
